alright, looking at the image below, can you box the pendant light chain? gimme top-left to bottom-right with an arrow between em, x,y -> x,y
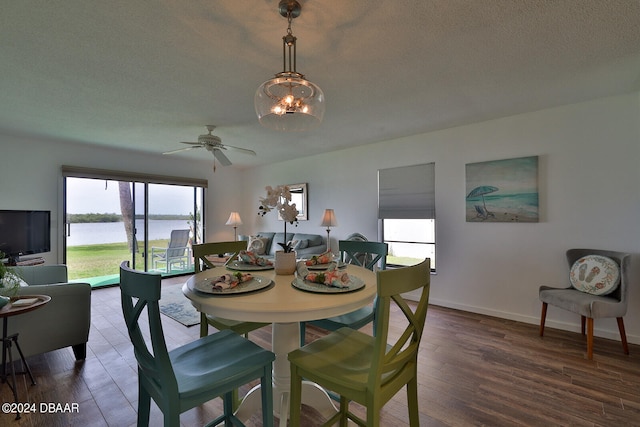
284,8 -> 297,74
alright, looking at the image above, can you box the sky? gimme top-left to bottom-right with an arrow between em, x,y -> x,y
465,156 -> 538,196
66,178 -> 196,215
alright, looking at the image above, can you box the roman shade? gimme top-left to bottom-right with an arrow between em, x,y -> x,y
378,163 -> 435,219
61,166 -> 208,188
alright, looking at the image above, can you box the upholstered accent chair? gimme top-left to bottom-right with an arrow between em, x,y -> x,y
539,248 -> 631,360
6,264 -> 91,360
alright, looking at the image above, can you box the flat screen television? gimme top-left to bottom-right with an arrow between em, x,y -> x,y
0,210 -> 51,260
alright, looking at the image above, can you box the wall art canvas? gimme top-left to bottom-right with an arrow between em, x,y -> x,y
465,156 -> 539,222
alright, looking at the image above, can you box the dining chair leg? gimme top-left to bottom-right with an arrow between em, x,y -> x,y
617,317 -> 630,355
163,411 -> 179,427
299,322 -> 307,347
340,398 -> 349,427
581,315 -> 586,335
586,317 -> 594,360
223,391 -> 234,421
289,366 -> 302,427
366,404 -> 379,427
137,382 -> 150,427
260,365 -> 274,427
407,375 -> 419,426
539,302 -> 547,336
199,313 -> 209,338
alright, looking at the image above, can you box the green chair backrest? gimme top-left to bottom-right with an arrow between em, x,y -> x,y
192,241 -> 247,273
119,261 -> 178,398
166,229 -> 190,258
371,258 -> 430,391
339,240 -> 388,271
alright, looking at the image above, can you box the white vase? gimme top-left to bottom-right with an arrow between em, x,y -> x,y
274,250 -> 297,275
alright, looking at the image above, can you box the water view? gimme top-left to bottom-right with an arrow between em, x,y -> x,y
67,219 -> 192,246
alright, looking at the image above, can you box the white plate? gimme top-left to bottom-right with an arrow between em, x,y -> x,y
226,260 -> 274,271
291,275 -> 365,294
191,274 -> 272,295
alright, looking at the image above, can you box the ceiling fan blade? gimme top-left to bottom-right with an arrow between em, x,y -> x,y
212,148 -> 232,166
222,144 -> 257,156
162,145 -> 202,155
179,141 -> 203,146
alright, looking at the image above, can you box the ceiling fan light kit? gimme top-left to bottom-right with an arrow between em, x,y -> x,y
255,0 -> 325,132
163,125 -> 256,170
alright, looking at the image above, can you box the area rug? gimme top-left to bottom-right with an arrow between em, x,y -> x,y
159,285 -> 200,327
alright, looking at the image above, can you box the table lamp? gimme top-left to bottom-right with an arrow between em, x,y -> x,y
225,212 -> 243,241
320,209 -> 338,252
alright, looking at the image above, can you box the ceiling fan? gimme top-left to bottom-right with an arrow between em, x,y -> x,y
163,125 -> 256,170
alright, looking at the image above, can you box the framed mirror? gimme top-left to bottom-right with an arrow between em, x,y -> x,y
284,183 -> 308,221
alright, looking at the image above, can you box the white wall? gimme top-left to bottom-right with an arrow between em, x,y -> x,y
239,92 -> 640,345
1,91 -> 638,345
0,134 -> 220,261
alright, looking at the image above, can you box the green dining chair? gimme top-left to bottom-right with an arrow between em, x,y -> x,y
289,258 -> 430,427
193,241 -> 269,338
299,240 -> 388,346
119,261 -> 275,427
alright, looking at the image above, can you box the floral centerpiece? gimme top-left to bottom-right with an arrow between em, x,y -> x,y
258,185 -> 299,274
258,185 -> 299,252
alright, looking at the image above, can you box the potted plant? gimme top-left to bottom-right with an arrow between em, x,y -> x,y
258,185 -> 299,274
0,252 -> 22,307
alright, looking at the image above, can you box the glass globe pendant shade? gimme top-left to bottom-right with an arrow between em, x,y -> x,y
255,72 -> 325,132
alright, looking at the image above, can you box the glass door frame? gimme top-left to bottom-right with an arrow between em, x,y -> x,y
62,166 -> 207,284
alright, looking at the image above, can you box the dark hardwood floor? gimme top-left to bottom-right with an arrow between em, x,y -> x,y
2,277 -> 639,426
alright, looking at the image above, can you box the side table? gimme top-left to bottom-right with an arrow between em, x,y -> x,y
0,295 -> 51,420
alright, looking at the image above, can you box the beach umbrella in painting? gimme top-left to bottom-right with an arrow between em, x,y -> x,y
466,185 -> 498,213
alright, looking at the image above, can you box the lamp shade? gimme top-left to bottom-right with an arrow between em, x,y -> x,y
320,209 -> 337,227
225,212 -> 243,226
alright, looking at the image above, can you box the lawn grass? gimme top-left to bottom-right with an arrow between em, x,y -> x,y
66,239 -> 168,280
386,256 -> 435,270
387,256 -> 424,266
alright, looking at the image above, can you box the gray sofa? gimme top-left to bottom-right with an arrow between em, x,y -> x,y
6,264 -> 91,360
239,232 -> 326,258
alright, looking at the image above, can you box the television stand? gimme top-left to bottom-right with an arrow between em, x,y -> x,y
14,257 -> 45,266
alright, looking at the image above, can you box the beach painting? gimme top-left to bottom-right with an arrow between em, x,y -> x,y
465,156 -> 539,222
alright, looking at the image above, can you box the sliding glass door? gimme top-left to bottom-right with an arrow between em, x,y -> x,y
146,183 -> 202,275
64,174 -> 205,287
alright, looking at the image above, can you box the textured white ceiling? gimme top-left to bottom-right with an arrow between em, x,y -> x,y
1,0 -> 639,167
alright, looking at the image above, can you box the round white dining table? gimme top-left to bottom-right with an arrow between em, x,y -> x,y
182,263 -> 376,426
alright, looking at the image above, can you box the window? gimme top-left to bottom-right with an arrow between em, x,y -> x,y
62,166 -> 206,285
381,219 -> 435,269
378,163 -> 436,270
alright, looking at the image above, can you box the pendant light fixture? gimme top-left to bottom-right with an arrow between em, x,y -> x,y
255,0 -> 325,131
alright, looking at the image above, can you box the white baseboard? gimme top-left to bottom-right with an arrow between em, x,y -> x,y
428,298 -> 640,346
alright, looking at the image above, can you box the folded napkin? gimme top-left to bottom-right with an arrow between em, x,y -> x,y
297,262 -> 350,288
305,251 -> 334,266
211,272 -> 253,291
238,250 -> 273,266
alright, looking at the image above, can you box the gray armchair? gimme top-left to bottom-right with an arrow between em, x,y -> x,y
539,249 -> 631,360
6,264 -> 91,360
